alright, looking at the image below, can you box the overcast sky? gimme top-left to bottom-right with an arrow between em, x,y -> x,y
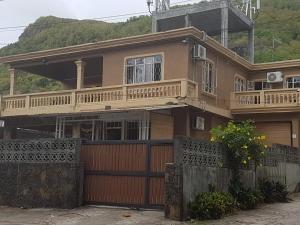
0,0 -> 201,47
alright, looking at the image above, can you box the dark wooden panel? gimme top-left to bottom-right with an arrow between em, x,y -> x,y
81,144 -> 147,172
84,175 -> 146,205
149,177 -> 165,205
151,144 -> 174,173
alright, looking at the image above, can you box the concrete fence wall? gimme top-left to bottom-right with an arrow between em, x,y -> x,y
0,139 -> 84,209
165,137 -> 300,221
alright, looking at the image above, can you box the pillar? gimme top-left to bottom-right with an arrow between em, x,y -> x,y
292,118 -> 299,148
9,68 -> 16,96
185,14 -> 191,27
75,60 -> 86,90
221,3 -> 229,48
248,26 -> 255,63
72,123 -> 81,138
152,14 -> 158,32
3,127 -> 14,140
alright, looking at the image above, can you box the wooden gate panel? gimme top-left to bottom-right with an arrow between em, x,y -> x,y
81,141 -> 174,208
151,144 -> 174,173
81,144 -> 147,171
149,177 -> 165,205
84,175 -> 145,205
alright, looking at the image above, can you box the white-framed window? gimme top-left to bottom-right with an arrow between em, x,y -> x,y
125,55 -> 162,84
248,81 -> 271,91
193,117 -> 205,131
286,76 -> 300,88
234,76 -> 247,92
202,61 -> 216,95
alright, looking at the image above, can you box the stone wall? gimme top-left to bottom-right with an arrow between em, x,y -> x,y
0,139 -> 83,209
165,137 -> 299,221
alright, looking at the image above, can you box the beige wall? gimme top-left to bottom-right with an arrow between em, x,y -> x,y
186,42 -> 249,111
236,113 -> 300,148
150,112 -> 174,140
102,41 -> 190,86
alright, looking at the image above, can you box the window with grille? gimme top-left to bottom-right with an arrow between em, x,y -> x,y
126,121 -> 140,140
234,76 -> 247,92
125,55 -> 162,84
286,76 -> 300,88
202,61 -> 216,95
104,121 -> 122,140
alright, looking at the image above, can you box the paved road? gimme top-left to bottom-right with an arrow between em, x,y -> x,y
0,194 -> 300,225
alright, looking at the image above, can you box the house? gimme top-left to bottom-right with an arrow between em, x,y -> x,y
0,27 -> 300,147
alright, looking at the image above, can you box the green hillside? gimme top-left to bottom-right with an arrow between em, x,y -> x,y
0,0 -> 299,94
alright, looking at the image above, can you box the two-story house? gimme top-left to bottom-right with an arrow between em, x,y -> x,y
0,27 -> 300,147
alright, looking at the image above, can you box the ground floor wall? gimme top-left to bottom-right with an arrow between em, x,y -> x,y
1,107 -> 228,142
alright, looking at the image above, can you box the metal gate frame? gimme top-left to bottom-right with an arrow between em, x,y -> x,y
81,140 -> 174,209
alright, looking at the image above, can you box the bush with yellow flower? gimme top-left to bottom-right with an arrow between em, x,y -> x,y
211,120 -> 267,170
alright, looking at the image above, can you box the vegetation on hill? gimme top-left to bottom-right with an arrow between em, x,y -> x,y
0,0 -> 299,94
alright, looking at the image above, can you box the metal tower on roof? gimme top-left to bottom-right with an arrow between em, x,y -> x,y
149,0 -> 260,63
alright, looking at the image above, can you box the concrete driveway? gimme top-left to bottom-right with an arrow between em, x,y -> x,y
0,206 -> 182,225
1,194 -> 300,225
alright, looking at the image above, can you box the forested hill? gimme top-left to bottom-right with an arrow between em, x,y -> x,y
0,0 -> 299,94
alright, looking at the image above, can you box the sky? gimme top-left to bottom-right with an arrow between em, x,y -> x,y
0,0 -> 201,47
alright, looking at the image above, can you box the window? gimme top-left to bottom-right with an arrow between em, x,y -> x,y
202,61 -> 216,94
286,76 -> 300,88
247,81 -> 271,91
104,121 -> 122,140
125,121 -> 140,140
125,55 -> 162,84
193,117 -> 205,131
234,76 -> 247,92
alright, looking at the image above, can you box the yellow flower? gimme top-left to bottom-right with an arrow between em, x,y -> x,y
257,136 -> 261,140
248,156 -> 251,160
210,137 -> 215,142
264,145 -> 268,149
260,135 -> 266,140
242,145 -> 248,149
243,160 -> 247,165
222,136 -> 225,139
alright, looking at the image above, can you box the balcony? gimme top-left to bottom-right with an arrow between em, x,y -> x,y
0,79 -> 198,117
231,88 -> 300,113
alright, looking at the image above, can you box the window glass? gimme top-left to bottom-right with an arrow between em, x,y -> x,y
105,121 -> 122,140
287,77 -> 300,88
126,121 -> 140,140
202,61 -> 216,94
125,55 -> 162,84
234,77 -> 247,92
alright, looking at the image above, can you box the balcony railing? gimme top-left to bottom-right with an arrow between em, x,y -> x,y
231,88 -> 300,111
0,79 -> 198,117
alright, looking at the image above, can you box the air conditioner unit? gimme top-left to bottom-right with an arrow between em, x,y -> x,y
193,117 -> 205,131
267,71 -> 283,83
193,44 -> 207,60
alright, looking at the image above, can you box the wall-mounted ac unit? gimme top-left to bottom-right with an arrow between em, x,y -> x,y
193,117 -> 205,131
267,71 -> 283,83
193,44 -> 207,60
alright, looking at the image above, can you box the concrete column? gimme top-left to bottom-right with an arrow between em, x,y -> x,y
72,123 -> 81,138
152,14 -> 158,32
185,14 -> 191,27
248,26 -> 255,63
186,108 -> 191,137
292,118 -> 299,148
3,127 -> 14,140
221,4 -> 229,48
75,60 -> 86,90
9,68 -> 16,96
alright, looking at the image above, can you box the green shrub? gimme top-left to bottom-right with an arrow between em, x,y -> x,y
259,179 -> 289,203
236,189 -> 263,210
229,177 -> 263,210
189,192 -> 235,220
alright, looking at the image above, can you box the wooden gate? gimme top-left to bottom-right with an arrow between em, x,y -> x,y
80,140 -> 174,208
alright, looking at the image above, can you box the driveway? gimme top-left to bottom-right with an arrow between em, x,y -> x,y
0,194 -> 300,225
